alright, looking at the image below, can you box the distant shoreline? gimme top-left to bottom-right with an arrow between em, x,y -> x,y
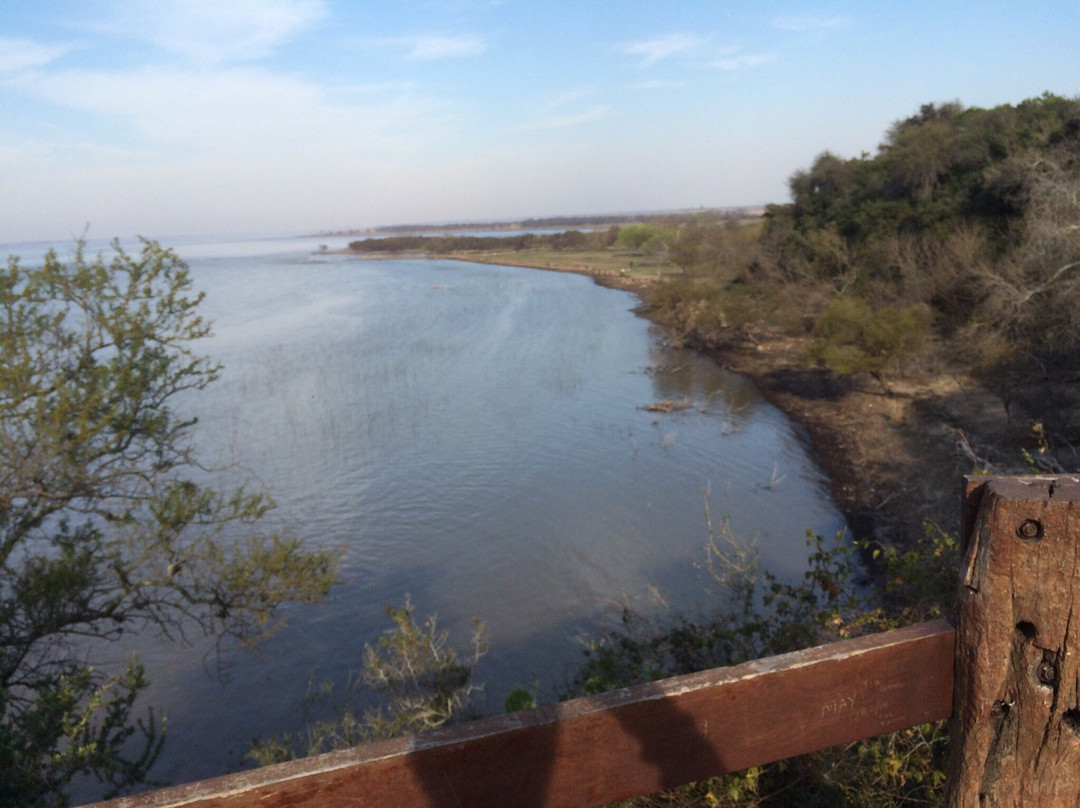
336,246 -> 667,296
306,207 -> 764,239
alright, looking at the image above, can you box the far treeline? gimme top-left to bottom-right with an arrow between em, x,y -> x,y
361,210 -> 748,236
350,228 -> 621,254
346,215 -> 722,255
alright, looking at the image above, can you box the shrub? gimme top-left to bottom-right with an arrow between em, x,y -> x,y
806,296 -> 934,382
249,599 -> 486,764
617,224 -> 678,253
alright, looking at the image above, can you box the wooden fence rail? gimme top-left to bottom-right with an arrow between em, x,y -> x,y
85,475 -> 1080,807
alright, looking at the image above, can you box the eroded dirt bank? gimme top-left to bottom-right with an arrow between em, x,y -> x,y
694,334 -> 1018,549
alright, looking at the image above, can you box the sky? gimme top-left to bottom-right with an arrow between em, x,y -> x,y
1,1 -> 1078,243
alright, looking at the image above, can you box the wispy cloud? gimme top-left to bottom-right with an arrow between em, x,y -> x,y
0,37 -> 73,76
10,64 -> 453,161
401,34 -> 487,60
512,104 -> 609,132
706,52 -> 777,72
628,79 -> 686,90
97,0 -> 327,65
538,88 -> 595,110
363,33 -> 488,61
771,15 -> 851,33
1,3 -> 460,167
614,33 -> 710,67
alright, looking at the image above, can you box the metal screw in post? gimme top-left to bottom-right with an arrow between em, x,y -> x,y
1017,519 -> 1043,541
1037,659 -> 1056,686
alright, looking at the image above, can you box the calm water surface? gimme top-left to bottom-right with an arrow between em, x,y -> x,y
6,235 -> 846,796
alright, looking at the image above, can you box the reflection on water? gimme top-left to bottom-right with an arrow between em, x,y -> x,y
5,236 -> 846,797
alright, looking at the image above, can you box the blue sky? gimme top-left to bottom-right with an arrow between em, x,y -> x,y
1,1 -> 1078,243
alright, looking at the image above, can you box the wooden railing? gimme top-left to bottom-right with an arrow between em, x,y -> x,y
86,476 -> 1080,807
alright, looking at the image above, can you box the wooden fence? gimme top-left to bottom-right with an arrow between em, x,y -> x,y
86,475 -> 1080,807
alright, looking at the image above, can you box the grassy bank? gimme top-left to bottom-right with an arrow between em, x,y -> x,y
443,247 -> 680,284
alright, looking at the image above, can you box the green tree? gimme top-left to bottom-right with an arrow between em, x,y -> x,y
615,223 -> 677,253
0,240 -> 338,806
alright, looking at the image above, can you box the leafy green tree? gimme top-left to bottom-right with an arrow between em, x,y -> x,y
0,240 -> 338,806
615,223 -> 677,253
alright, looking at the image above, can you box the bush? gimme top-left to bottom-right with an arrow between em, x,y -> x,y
649,279 -> 811,349
617,223 -> 678,253
250,599 -> 486,764
806,297 -> 933,382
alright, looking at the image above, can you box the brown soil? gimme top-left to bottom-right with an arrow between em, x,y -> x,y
696,330 -> 1031,548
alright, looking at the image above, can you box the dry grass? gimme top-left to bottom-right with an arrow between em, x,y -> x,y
446,248 -> 683,283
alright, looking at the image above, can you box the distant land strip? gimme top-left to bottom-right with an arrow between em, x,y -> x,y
308,206 -> 764,238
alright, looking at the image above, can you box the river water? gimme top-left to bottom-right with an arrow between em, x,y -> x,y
4,235 -> 846,797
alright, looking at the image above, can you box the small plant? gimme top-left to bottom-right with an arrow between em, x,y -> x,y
250,598 -> 486,764
361,600 -> 488,740
504,688 -> 536,713
574,519 -> 957,807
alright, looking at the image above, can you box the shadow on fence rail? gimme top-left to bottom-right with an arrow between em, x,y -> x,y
86,621 -> 954,808
85,475 -> 1080,807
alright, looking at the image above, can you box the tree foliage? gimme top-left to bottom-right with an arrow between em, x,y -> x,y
347,227 -> 616,254
776,94 -> 1079,242
0,240 -> 338,806
658,93 -> 1080,393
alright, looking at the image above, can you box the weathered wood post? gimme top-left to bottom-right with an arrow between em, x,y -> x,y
947,475 -> 1080,806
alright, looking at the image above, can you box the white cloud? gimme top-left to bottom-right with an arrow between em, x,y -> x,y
98,0 -> 327,65
771,16 -> 851,33
368,34 -> 488,61
511,104 -> 609,132
11,64 -> 452,162
538,88 -> 595,110
403,34 -> 487,60
614,33 -> 710,67
629,79 -> 686,90
707,52 -> 777,72
0,38 -> 72,76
